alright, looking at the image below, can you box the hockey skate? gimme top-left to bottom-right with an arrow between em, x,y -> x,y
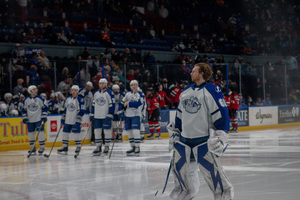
103,146 -> 109,154
75,146 -> 81,154
155,133 -> 161,139
147,133 -> 154,140
38,148 -> 45,154
93,146 -> 102,156
230,127 -> 238,133
134,147 -> 140,156
57,147 -> 68,155
126,146 -> 135,156
28,147 -> 36,155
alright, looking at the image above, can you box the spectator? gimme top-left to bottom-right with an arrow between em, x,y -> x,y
27,65 -> 43,86
57,75 -> 72,96
123,48 -> 131,62
158,4 -> 169,19
147,0 -> 155,12
134,68 -> 141,82
246,96 -> 255,106
66,30 -> 76,45
57,30 -> 69,45
262,94 -> 272,105
30,52 -> 41,67
126,69 -> 134,82
144,51 -> 155,63
148,25 -> 156,39
255,97 -> 263,106
13,78 -> 27,95
131,48 -> 141,65
12,65 -> 28,86
12,29 -> 24,43
100,27 -> 114,47
37,51 -> 52,69
39,76 -> 52,98
24,28 -> 38,44
81,47 -> 91,60
288,90 -> 298,104
123,28 -> 134,43
132,29 -> 143,44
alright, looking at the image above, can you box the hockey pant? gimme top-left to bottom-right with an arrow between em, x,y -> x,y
170,141 -> 234,200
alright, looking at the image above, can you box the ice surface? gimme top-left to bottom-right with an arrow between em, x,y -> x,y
1,127 -> 300,200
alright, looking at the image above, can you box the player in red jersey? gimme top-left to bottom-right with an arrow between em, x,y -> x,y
145,88 -> 161,139
155,83 -> 171,109
229,87 -> 239,132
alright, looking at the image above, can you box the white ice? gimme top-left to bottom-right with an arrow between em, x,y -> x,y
1,127 -> 300,200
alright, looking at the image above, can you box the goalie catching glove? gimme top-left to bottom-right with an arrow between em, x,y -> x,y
207,128 -> 229,156
167,122 -> 180,151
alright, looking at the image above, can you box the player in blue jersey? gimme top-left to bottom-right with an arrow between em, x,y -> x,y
57,85 -> 85,155
90,78 -> 115,155
22,85 -> 48,154
122,80 -> 145,156
168,63 -> 234,200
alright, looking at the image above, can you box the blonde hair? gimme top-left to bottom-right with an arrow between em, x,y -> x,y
194,63 -> 213,81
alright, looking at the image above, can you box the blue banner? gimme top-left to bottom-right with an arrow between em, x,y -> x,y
237,106 -> 249,127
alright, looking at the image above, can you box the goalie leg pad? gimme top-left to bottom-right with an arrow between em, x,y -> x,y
193,142 -> 234,200
170,141 -> 198,199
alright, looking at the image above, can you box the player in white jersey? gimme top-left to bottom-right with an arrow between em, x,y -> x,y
55,91 -> 65,114
57,85 -> 85,155
112,84 -> 125,141
90,78 -> 115,155
4,93 -> 18,116
168,63 -> 233,200
22,85 -> 48,154
138,87 -> 147,142
121,80 -> 145,156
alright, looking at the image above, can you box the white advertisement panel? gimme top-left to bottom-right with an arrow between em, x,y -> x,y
249,106 -> 278,126
47,114 -> 91,142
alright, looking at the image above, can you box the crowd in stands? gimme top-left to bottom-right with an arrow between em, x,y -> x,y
0,0 -> 298,55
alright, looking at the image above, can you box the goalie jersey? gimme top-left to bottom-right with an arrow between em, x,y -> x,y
175,83 -> 230,139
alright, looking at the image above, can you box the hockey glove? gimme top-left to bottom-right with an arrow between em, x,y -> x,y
72,122 -> 81,133
167,122 -> 180,151
22,118 -> 28,124
208,129 -> 229,156
90,115 -> 94,122
105,114 -> 113,123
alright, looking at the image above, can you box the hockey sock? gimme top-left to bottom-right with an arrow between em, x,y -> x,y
73,133 -> 81,147
62,132 -> 70,147
127,130 -> 134,147
149,121 -> 154,134
104,129 -> 112,147
133,129 -> 141,147
38,131 -> 45,148
28,132 -> 35,149
154,122 -> 161,133
95,128 -> 103,147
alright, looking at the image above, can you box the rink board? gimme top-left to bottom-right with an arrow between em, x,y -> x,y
1,105 -> 300,151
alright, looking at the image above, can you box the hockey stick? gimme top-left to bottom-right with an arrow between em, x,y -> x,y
109,118 -> 122,159
44,123 -> 64,158
27,121 -> 45,158
74,120 -> 93,159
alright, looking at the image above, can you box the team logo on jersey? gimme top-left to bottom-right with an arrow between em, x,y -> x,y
215,86 -> 222,93
182,96 -> 201,113
219,98 -> 227,107
28,103 -> 39,112
96,97 -> 106,106
67,103 -> 76,111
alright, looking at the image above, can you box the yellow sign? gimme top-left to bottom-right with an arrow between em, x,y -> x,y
0,117 -> 46,151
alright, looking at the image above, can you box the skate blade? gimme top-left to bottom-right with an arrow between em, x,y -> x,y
93,153 -> 101,156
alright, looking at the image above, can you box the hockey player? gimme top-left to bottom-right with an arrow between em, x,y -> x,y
112,84 -> 125,141
58,85 -> 85,155
138,87 -> 147,142
168,63 -> 233,200
146,88 -> 161,139
90,78 -> 115,156
48,92 -> 58,114
122,80 -> 144,156
170,81 -> 188,109
55,91 -> 65,114
17,93 -> 25,116
22,85 -> 48,154
4,93 -> 18,116
156,83 -> 170,109
229,87 -> 239,132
